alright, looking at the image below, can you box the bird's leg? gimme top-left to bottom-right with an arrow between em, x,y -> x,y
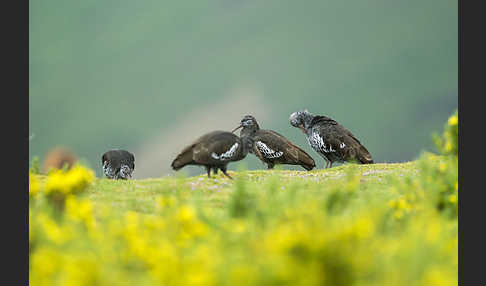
329,161 -> 333,168
267,163 -> 275,170
221,167 -> 233,180
324,159 -> 329,169
206,166 -> 211,178
213,167 -> 219,175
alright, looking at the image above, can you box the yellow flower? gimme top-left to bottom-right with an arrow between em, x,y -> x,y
45,165 -> 95,196
65,196 -> 96,229
177,205 -> 196,223
38,213 -> 71,245
421,266 -> 456,286
60,254 -> 101,286
30,247 -> 62,279
355,217 -> 375,239
448,115 -> 458,126
448,194 -> 457,204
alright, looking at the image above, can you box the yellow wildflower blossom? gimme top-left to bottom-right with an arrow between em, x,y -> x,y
448,115 -> 458,126
45,165 -> 95,196
37,213 -> 71,245
421,266 -> 456,286
177,205 -> 196,223
448,194 -> 457,204
65,196 -> 96,230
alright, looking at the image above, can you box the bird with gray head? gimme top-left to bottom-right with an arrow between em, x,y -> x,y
232,115 -> 316,171
289,110 -> 373,168
101,149 -> 135,179
171,130 -> 252,179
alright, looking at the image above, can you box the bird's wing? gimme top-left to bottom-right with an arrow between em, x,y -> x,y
265,130 -> 313,158
261,130 -> 316,168
253,131 -> 287,159
336,127 -> 373,163
324,135 -> 351,158
312,126 -> 348,157
252,143 -> 267,164
193,137 -> 241,164
323,126 -> 370,161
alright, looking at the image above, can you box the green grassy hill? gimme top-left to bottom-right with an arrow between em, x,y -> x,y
88,162 -> 418,215
29,0 -> 457,177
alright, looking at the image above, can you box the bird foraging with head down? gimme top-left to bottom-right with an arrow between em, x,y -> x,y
289,110 -> 373,168
232,115 -> 315,171
171,130 -> 251,179
101,149 -> 135,179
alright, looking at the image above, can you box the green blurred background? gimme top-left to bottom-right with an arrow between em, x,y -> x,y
29,0 -> 457,178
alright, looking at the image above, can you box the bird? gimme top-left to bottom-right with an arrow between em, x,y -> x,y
232,115 -> 316,170
171,130 -> 251,179
289,110 -> 373,168
42,147 -> 78,174
101,149 -> 135,179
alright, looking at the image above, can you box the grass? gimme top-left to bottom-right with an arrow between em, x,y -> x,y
84,161 -> 418,216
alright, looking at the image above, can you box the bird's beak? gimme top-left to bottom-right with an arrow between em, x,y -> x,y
232,124 -> 243,133
300,126 -> 306,134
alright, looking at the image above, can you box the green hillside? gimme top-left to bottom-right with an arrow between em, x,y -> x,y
29,0 -> 457,177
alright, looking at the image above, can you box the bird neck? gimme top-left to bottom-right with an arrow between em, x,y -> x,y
302,113 -> 315,130
240,125 -> 258,138
239,132 -> 255,154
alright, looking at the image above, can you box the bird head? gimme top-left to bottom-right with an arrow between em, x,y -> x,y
119,164 -> 133,179
232,115 -> 259,133
289,110 -> 313,134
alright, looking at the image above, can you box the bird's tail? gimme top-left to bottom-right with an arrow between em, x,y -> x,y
357,145 -> 374,164
297,150 -> 316,171
171,145 -> 195,170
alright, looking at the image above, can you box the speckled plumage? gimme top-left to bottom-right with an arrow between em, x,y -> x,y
171,131 -> 251,179
101,149 -> 135,179
233,115 -> 315,170
290,110 -> 373,168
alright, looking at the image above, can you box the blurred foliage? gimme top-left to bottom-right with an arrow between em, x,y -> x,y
30,156 -> 40,174
433,110 -> 458,156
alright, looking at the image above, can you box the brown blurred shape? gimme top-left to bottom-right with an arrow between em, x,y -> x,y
42,147 -> 78,174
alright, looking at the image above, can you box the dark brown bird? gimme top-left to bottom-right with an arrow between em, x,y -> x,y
42,147 -> 78,174
171,131 -> 251,179
289,110 -> 373,168
232,115 -> 316,171
102,149 -> 135,179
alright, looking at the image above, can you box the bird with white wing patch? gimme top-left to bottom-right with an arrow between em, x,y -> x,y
171,131 -> 251,179
102,149 -> 135,179
290,110 -> 374,168
232,115 -> 315,170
